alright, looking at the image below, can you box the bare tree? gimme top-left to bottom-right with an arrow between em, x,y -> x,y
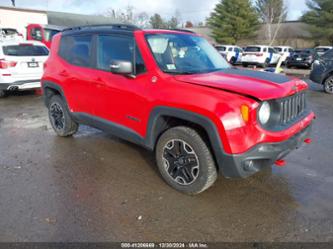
104,6 -> 151,28
255,0 -> 288,44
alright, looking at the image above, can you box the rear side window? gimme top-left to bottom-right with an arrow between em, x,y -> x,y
228,47 -> 233,52
3,44 -> 49,56
97,35 -> 146,74
216,46 -> 226,52
59,35 -> 93,67
244,47 -> 261,52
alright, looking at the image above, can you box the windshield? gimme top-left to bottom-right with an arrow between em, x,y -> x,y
274,47 -> 282,52
3,44 -> 49,56
146,33 -> 230,74
44,29 -> 60,42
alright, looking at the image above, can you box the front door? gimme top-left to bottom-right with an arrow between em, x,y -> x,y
92,34 -> 150,136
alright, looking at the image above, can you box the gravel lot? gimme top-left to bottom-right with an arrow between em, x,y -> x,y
0,79 -> 332,242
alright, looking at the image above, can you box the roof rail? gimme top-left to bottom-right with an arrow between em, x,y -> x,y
62,23 -> 141,33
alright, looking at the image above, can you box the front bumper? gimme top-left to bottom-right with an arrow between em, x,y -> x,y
221,124 -> 312,178
0,80 -> 41,91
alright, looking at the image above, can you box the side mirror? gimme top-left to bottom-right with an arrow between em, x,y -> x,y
110,60 -> 133,75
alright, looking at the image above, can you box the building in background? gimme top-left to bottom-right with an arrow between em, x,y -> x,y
0,6 -> 48,37
189,21 -> 316,48
0,6 -> 115,39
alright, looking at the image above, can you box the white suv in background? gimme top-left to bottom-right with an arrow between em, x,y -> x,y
242,45 -> 280,68
215,45 -> 243,64
0,40 -> 49,97
274,46 -> 294,63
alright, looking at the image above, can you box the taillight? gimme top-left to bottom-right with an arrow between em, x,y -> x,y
0,59 -> 17,69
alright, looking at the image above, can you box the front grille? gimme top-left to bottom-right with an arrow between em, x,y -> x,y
279,92 -> 306,125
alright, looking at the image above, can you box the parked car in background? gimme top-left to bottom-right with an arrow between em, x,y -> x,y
215,45 -> 243,64
26,24 -> 65,48
286,49 -> 317,69
0,40 -> 49,97
0,28 -> 23,41
42,25 -> 314,194
242,45 -> 280,68
314,46 -> 333,57
310,49 -> 333,94
274,46 -> 294,63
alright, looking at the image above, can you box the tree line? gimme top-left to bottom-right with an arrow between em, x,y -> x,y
104,0 -> 333,45
208,0 -> 333,45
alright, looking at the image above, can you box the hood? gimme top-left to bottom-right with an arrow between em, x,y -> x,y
174,68 -> 308,101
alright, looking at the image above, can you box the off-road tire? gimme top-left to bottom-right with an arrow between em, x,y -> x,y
262,58 -> 270,68
155,126 -> 218,195
48,95 -> 79,137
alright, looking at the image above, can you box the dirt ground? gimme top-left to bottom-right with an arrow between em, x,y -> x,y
0,81 -> 332,242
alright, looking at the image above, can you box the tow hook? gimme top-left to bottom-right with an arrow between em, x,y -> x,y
304,138 -> 312,144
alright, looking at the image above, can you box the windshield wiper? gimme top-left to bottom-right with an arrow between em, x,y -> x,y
163,70 -> 197,75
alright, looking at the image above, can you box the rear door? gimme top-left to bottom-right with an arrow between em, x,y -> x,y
58,34 -> 96,115
2,43 -> 49,81
268,47 -> 279,63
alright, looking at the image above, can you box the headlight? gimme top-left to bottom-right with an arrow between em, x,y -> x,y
258,102 -> 271,125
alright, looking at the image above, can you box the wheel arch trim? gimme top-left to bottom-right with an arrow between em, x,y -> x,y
145,106 -> 230,173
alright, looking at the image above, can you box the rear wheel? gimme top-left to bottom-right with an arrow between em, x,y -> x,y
155,126 -> 217,195
230,57 -> 237,65
324,76 -> 333,94
242,63 -> 248,68
48,95 -> 79,136
0,90 -> 5,98
261,59 -> 270,68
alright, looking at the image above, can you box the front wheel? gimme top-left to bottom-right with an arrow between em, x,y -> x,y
155,126 -> 217,195
324,76 -> 333,94
48,95 -> 79,136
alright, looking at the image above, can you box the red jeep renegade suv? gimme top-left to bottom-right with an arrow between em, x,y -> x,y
42,24 -> 315,194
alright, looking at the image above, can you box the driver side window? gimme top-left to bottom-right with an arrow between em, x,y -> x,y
97,35 -> 146,74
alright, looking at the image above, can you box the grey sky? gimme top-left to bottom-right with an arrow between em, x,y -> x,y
0,0 -> 309,23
